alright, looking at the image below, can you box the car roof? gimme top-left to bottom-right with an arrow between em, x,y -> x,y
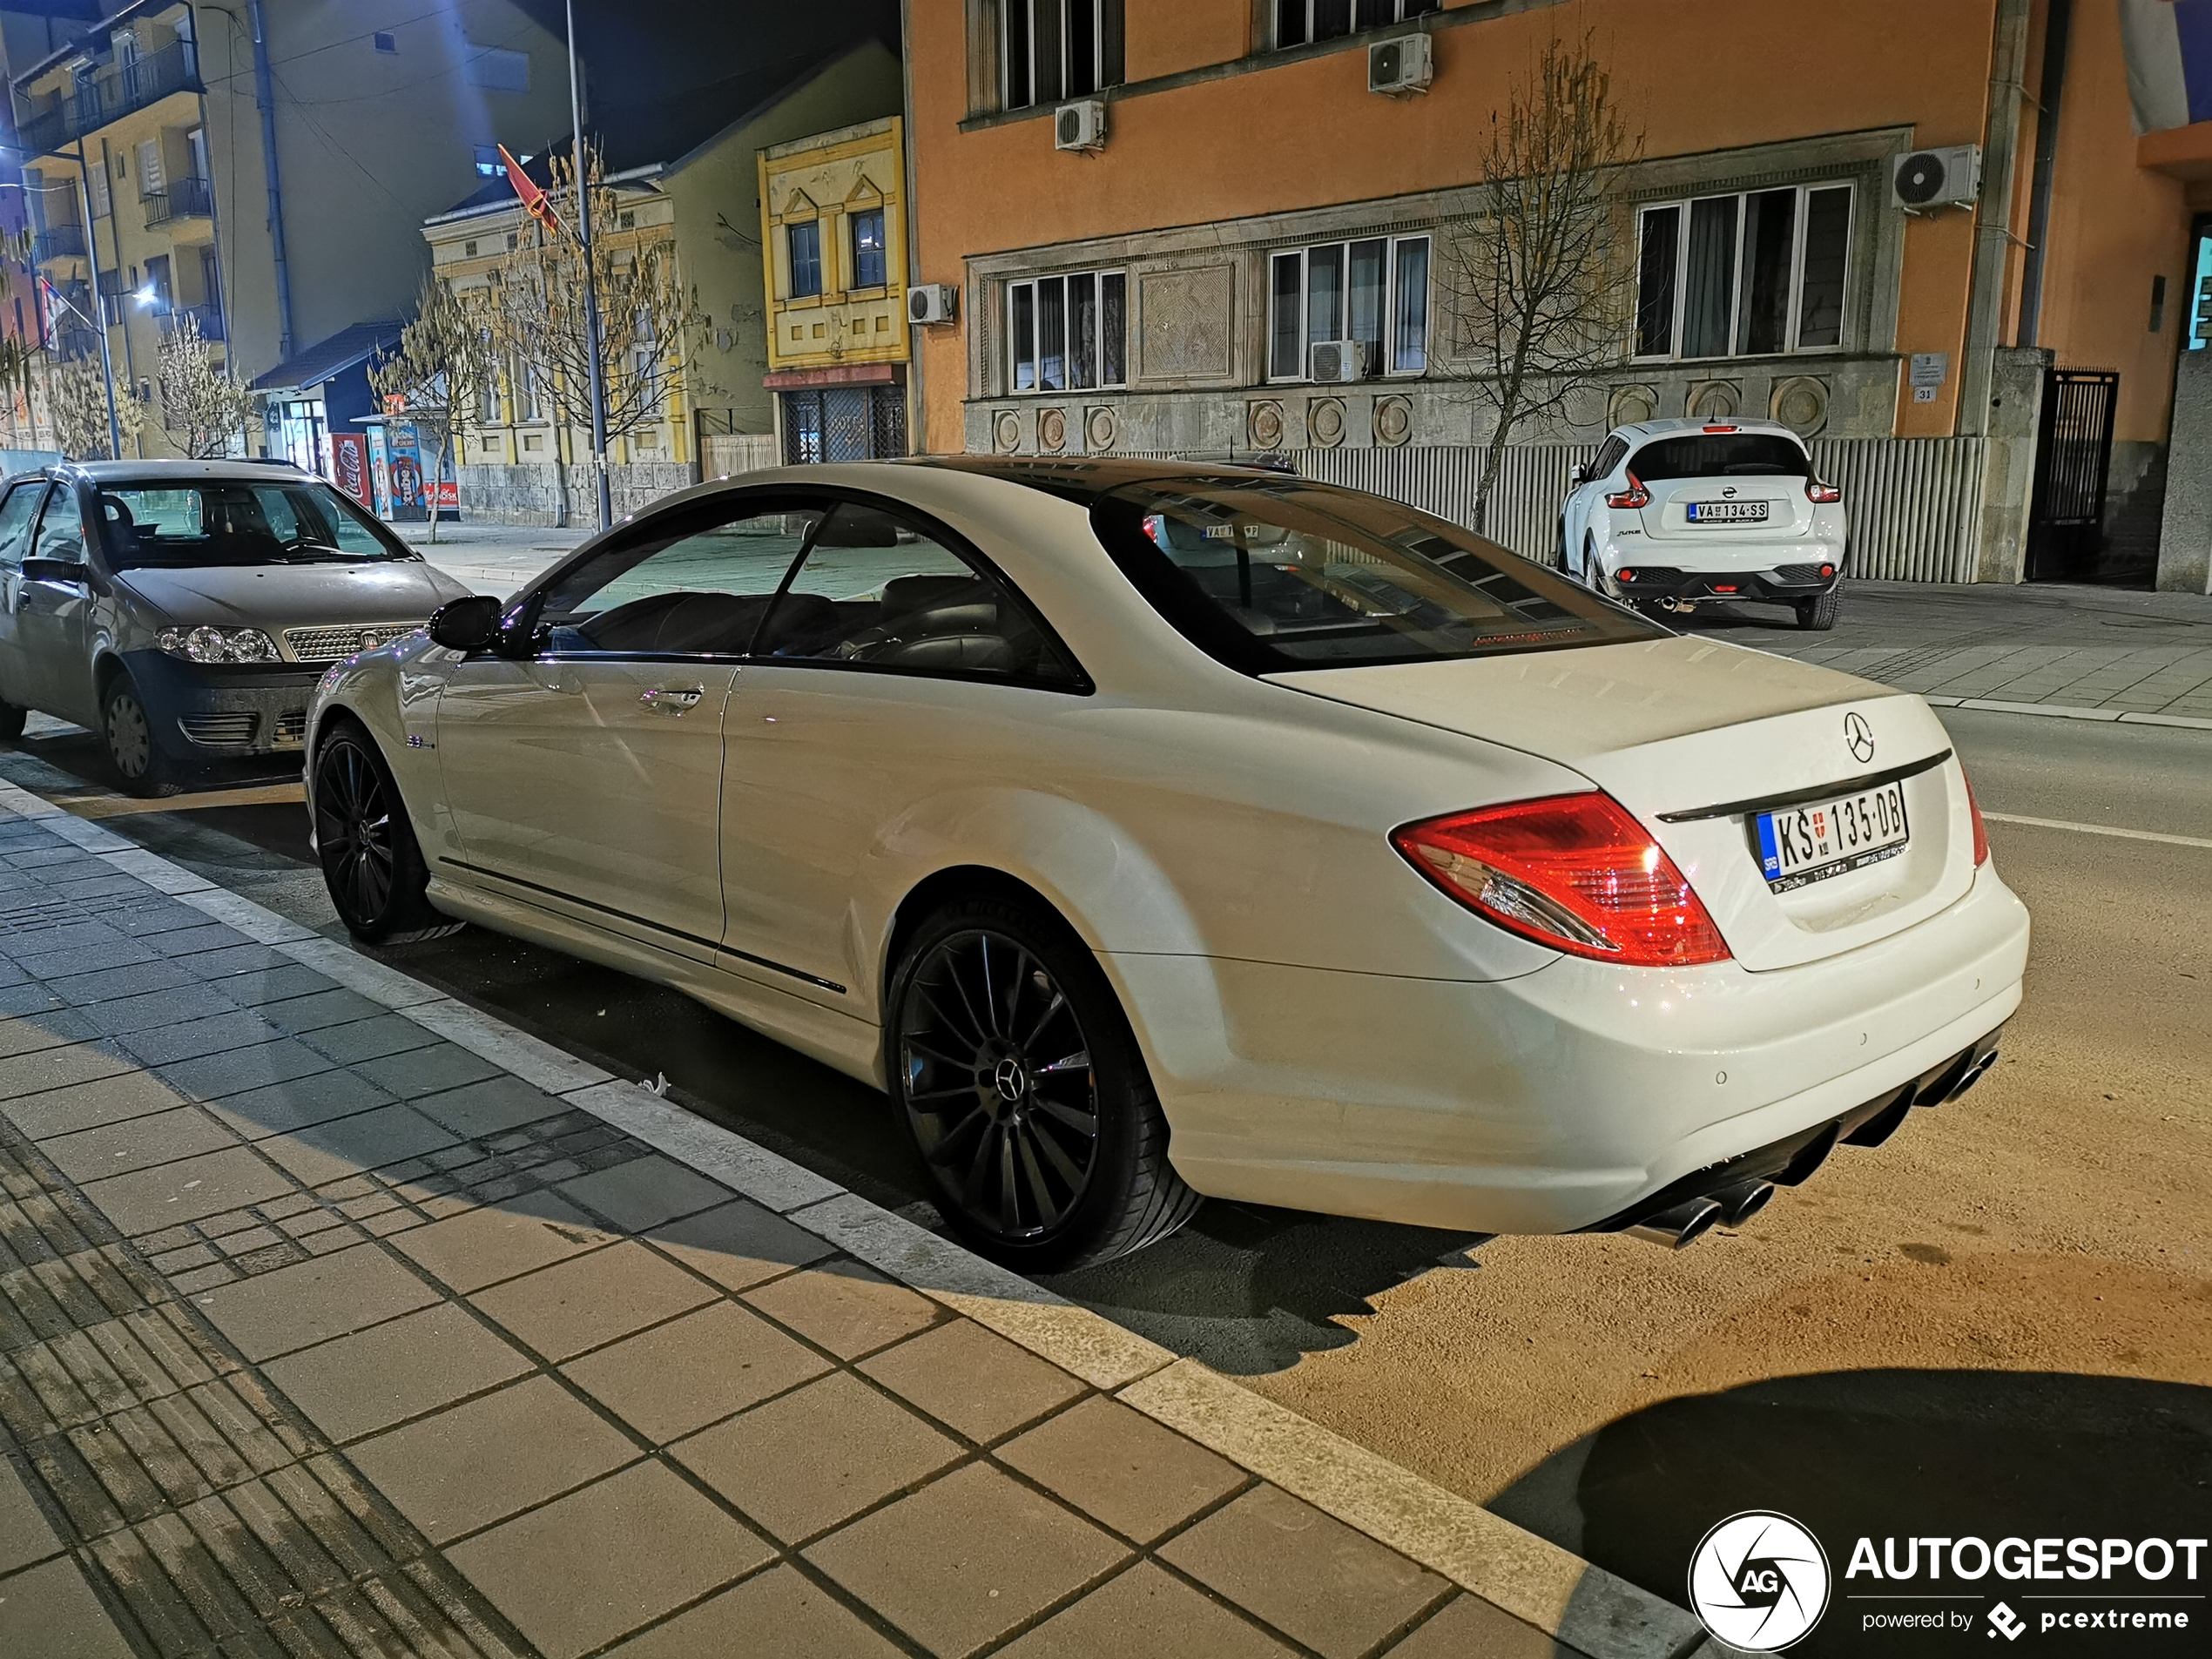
41,459 -> 322,487
1611,417 -> 1804,444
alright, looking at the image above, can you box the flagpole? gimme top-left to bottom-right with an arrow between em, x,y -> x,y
566,0 -> 611,531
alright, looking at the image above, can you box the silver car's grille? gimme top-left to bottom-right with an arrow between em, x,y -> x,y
285,622 -> 428,664
179,712 -> 258,748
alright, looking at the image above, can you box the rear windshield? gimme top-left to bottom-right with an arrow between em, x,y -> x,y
1629,435 -> 1808,481
1091,477 -> 1664,673
96,479 -> 414,570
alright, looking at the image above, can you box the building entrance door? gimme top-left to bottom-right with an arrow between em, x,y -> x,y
2025,369 -> 2120,583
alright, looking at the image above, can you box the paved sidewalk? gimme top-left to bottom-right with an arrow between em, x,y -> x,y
0,801 -> 1676,1659
397,524 -> 593,602
1689,580 -> 2212,725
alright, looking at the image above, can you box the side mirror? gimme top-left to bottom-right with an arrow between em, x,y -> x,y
428,595 -> 502,652
1568,464 -> 1589,486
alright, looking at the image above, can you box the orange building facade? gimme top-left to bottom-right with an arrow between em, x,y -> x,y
901,0 -> 2203,588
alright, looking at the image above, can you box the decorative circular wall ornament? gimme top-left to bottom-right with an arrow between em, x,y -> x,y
1770,375 -> 1831,437
1561,382 -> 1605,431
1373,395 -> 1413,447
1248,399 -> 1285,450
1037,407 -> 1068,453
992,409 -> 1022,454
1686,380 -> 1743,421
1085,406 -> 1118,452
1608,383 -> 1661,427
1307,397 -> 1346,448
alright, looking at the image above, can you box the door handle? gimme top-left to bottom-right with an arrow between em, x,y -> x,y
640,685 -> 706,715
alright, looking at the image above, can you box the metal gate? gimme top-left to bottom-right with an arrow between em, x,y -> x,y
2025,368 -> 2118,581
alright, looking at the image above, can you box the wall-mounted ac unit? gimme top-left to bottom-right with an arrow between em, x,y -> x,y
1309,341 -> 1365,383
1891,145 -> 1980,212
1369,33 -> 1433,96
907,284 -> 957,326
1055,99 -> 1108,153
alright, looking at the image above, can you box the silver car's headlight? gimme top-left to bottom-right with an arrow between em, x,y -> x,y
156,625 -> 283,664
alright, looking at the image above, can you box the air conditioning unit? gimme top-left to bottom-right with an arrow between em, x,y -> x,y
1369,32 -> 1433,96
1309,340 -> 1365,383
907,284 -> 957,326
1892,145 -> 1980,212
1055,99 -> 1108,153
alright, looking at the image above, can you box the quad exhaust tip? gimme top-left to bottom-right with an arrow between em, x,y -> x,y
1626,1197 -> 1724,1250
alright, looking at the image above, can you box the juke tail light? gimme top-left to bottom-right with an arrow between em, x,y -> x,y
1393,792 -> 1731,968
1605,472 -> 1651,509
1805,477 -> 1843,504
1963,766 -> 1990,867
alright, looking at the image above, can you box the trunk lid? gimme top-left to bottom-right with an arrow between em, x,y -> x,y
1637,474 -> 1813,542
1271,637 -> 1975,970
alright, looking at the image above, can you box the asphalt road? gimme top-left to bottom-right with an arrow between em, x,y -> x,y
5,704 -> 2207,1644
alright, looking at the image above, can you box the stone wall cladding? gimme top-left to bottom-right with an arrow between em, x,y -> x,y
455,462 -> 702,528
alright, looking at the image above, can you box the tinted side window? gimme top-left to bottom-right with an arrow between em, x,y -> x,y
753,502 -> 1082,687
1594,437 -> 1629,478
537,502 -> 826,657
0,484 -> 48,568
31,487 -> 88,564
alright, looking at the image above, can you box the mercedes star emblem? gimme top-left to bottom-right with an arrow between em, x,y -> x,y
1844,711 -> 1875,765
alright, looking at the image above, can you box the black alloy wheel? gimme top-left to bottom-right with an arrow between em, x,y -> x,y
889,894 -> 1199,1270
312,722 -> 455,943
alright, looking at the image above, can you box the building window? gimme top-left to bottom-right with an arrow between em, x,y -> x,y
1267,235 -> 1429,380
852,208 -> 887,290
465,45 -> 529,93
1275,0 -> 1436,49
788,222 -> 823,299
373,31 -> 397,53
1002,0 -> 1124,111
1007,270 -> 1125,392
473,145 -> 507,179
1634,184 -> 1852,361
783,386 -> 907,462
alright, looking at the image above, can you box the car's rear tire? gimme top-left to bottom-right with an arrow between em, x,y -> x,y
102,676 -> 185,798
887,891 -> 1200,1271
312,718 -> 459,944
1796,585 -> 1843,631
0,700 -> 24,741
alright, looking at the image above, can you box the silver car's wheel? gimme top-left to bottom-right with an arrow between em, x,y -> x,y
102,680 -> 181,798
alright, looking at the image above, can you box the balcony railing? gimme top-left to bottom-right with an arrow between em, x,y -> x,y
144,174 -> 213,228
32,224 -> 85,262
18,38 -> 201,156
158,303 -> 224,342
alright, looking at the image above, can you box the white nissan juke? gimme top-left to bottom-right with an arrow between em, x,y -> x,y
1560,418 -> 1850,630
305,460 -> 2026,1270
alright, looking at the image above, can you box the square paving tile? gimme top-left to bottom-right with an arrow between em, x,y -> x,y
0,1457 -> 63,1575
447,1460 -> 772,1659
644,1200 -> 833,1293
347,1373 -> 637,1544
564,1300 -> 831,1444
38,1106 -> 239,1182
996,1561 -> 1294,1659
395,1190 -> 613,1294
116,1009 -> 286,1067
354,1044 -> 502,1100
196,1242 -> 442,1360
672,1371 -> 960,1543
1,1072 -> 186,1140
1386,1593 -> 1589,1659
258,988 -> 390,1035
0,1042 -> 133,1103
556,1154 -> 732,1233
411,1075 -> 567,1139
260,1103 -> 460,1187
156,1039 -> 339,1102
202,1071 -> 395,1140
470,1240 -> 718,1361
261,1300 -> 534,1443
806,1462 -> 1129,1659
0,1555 -> 136,1659
604,1565 -> 904,1659
1156,1486 -> 1447,1659
79,1144 -> 298,1235
860,1319 -> 1084,1446
997,1397 -> 1244,1546
299,1013 -> 444,1067
742,1260 -> 939,1359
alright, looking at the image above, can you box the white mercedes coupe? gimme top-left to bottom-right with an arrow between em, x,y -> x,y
305,460 -> 2027,1269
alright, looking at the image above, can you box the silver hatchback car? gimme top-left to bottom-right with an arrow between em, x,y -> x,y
0,460 -> 474,794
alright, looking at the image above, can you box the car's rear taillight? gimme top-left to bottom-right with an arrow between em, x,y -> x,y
1963,767 -> 1989,867
1392,792 -> 1731,968
1805,478 -> 1843,504
1605,472 -> 1650,509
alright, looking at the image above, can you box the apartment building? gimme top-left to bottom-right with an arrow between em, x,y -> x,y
7,0 -> 572,464
906,0 -> 2197,589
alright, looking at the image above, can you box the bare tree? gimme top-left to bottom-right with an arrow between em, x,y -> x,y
154,314 -> 256,459
368,277 -> 495,543
1439,32 -> 1642,530
50,358 -> 143,461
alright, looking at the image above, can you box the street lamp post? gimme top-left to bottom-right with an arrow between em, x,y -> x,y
565,0 -> 612,531
70,141 -> 122,458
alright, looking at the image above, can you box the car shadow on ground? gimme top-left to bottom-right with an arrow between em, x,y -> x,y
1488,1367 -> 2212,1656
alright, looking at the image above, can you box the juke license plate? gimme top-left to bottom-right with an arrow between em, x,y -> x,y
1756,781 -> 1910,891
1686,500 -> 1770,523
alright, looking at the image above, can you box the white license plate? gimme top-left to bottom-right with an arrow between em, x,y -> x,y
1755,781 -> 1910,890
1686,500 -> 1770,523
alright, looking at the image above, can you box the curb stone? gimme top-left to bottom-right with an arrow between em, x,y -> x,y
0,776 -> 1708,1659
1923,694 -> 2212,730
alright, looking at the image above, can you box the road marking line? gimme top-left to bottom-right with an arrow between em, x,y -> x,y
53,782 -> 306,819
1982,811 -> 2212,850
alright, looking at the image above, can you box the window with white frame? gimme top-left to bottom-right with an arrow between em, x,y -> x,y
1633,184 -> 1852,361
1268,235 -> 1429,380
1275,0 -> 1436,50
1002,0 -> 1124,111
1007,270 -> 1126,392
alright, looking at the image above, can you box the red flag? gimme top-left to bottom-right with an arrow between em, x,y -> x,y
498,145 -> 566,239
